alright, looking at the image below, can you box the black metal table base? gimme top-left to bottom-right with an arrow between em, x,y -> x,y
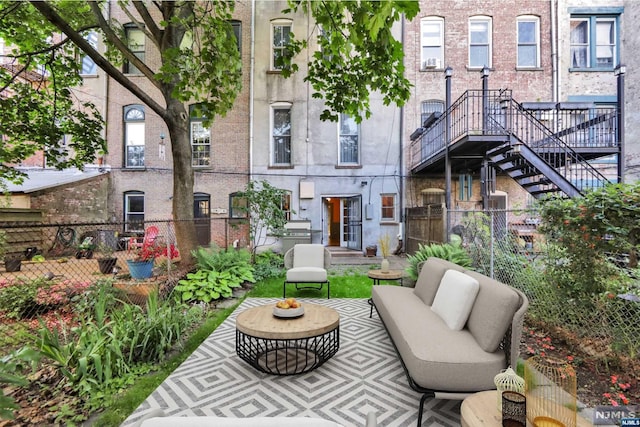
236,328 -> 339,375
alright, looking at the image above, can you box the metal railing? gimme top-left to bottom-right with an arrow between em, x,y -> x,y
410,90 -> 617,195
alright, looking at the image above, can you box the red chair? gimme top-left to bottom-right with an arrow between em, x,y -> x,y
128,226 -> 159,251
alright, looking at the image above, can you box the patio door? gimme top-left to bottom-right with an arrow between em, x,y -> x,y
342,195 -> 362,251
193,193 -> 211,247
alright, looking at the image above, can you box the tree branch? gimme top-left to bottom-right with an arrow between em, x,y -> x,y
87,1 -> 158,84
29,1 -> 167,117
132,0 -> 162,46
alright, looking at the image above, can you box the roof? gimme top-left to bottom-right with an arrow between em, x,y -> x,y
3,167 -> 110,194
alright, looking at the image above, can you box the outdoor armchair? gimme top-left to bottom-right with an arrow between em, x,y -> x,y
283,243 -> 331,299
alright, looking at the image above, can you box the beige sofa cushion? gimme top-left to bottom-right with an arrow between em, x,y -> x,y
464,270 -> 521,353
431,270 -> 480,330
372,285 -> 505,392
413,258 -> 465,305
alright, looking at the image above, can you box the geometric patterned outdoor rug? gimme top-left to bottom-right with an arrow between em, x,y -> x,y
121,298 -> 461,427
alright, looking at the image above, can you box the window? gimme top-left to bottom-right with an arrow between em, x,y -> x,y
124,24 -> 145,74
124,191 -> 144,232
271,20 -> 291,70
570,14 -> 618,69
189,104 -> 210,167
124,105 -> 145,167
381,194 -> 397,222
271,104 -> 291,165
81,31 -> 98,75
229,192 -> 248,219
517,16 -> 540,68
469,16 -> 492,68
338,113 -> 359,165
230,20 -> 242,52
420,17 -> 444,69
421,100 -> 445,126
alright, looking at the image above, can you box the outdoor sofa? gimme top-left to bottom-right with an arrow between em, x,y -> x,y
370,257 -> 529,426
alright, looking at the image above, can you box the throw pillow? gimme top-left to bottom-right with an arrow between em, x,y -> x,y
431,269 -> 480,330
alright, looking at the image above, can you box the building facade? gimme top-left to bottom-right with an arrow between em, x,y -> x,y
251,1 -> 404,252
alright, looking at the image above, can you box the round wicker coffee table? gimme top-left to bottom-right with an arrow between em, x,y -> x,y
235,303 -> 340,375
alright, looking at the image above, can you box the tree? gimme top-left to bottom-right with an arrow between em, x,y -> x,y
234,180 -> 292,257
0,0 -> 418,264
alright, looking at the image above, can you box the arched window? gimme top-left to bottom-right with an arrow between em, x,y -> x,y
124,105 -> 145,168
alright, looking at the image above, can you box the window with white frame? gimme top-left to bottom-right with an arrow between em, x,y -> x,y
338,113 -> 359,165
271,104 -> 291,165
124,24 -> 145,74
124,191 -> 144,232
570,14 -> 618,69
271,20 -> 292,70
381,194 -> 397,222
420,17 -> 444,69
189,104 -> 210,167
124,105 -> 145,168
517,16 -> 540,68
469,16 -> 492,68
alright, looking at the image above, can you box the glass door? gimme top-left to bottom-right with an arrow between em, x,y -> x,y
342,195 -> 362,250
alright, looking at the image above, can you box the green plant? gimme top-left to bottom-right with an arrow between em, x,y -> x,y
174,246 -> 256,304
232,180 -> 295,255
0,347 -> 40,420
405,241 -> 472,280
0,230 -> 6,260
0,277 -> 47,319
252,250 -> 284,281
96,243 -> 115,258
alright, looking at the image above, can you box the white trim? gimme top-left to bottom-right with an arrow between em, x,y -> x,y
468,16 -> 492,68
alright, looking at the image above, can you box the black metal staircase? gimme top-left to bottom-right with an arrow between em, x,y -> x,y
486,95 -> 611,198
410,89 -> 618,199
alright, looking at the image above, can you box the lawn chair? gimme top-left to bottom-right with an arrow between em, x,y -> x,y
283,244 -> 331,299
128,225 -> 159,251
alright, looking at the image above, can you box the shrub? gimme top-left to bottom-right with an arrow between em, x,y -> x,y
174,245 -> 256,304
0,278 -> 45,319
252,250 -> 284,281
405,241 -> 472,280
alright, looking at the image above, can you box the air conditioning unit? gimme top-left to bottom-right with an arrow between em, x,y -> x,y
422,58 -> 439,69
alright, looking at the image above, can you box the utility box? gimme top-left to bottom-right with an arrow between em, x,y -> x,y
281,221 -> 312,253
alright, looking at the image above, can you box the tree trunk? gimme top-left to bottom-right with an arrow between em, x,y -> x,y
165,100 -> 198,267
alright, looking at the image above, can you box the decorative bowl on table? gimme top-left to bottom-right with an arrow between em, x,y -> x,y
273,298 -> 304,318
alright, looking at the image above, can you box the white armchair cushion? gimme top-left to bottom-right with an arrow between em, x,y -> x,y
286,267 -> 327,282
430,269 -> 480,330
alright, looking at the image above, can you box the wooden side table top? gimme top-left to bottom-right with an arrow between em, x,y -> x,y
461,390 -> 594,427
367,269 -> 403,280
235,303 -> 339,340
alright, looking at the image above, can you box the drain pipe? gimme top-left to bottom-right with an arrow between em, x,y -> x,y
550,0 -> 557,102
249,0 -> 255,181
398,14 -> 405,248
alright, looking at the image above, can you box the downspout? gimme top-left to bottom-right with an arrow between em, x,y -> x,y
550,0 -> 558,103
398,14 -> 405,246
249,0 -> 255,181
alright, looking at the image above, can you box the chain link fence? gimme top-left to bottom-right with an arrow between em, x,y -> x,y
0,218 -> 249,355
449,209 -> 639,361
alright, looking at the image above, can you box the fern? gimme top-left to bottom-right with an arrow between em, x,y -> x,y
405,241 -> 472,280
